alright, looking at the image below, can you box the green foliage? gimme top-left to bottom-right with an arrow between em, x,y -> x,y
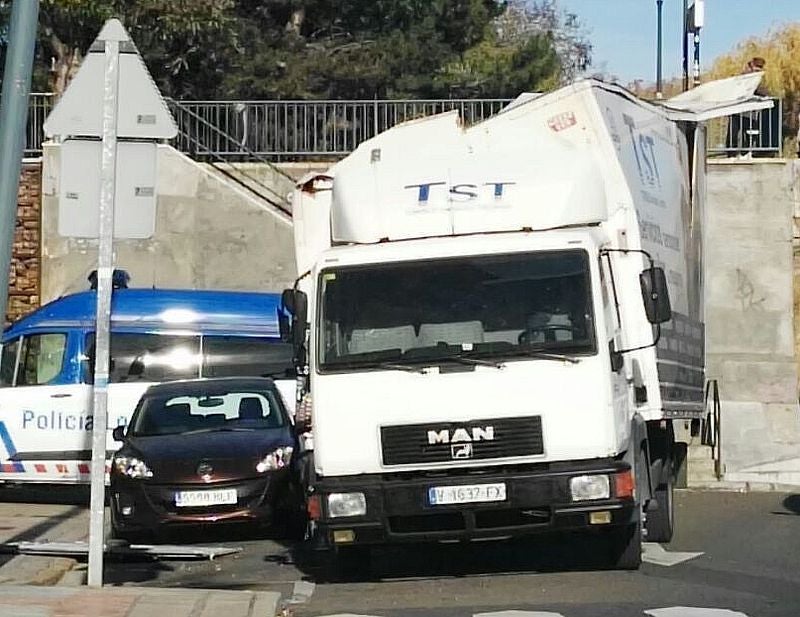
26,0 -> 593,100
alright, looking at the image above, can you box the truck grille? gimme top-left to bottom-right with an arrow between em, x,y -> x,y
381,416 -> 543,466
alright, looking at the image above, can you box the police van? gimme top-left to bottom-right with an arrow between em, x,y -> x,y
0,286 -> 293,484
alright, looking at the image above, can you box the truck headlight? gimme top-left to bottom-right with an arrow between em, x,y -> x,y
327,492 -> 367,518
256,446 -> 293,473
113,456 -> 153,480
569,474 -> 610,501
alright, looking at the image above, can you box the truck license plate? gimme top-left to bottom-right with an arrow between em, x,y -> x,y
175,489 -> 238,508
428,482 -> 506,506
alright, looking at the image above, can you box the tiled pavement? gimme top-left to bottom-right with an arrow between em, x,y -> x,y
0,586 -> 280,617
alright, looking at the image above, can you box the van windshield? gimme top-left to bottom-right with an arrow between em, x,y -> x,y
319,249 -> 596,370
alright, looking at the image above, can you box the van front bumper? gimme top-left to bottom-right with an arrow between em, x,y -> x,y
309,459 -> 637,547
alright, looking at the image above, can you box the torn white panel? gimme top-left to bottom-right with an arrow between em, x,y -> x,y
642,542 -> 704,566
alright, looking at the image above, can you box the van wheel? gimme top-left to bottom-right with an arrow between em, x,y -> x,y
318,545 -> 372,582
609,520 -> 642,570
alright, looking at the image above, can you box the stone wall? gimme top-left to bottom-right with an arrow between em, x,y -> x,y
706,159 -> 800,485
5,162 -> 42,325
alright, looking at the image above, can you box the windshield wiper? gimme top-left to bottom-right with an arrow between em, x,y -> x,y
375,361 -> 430,374
446,355 -> 505,370
182,427 -> 256,435
511,348 -> 581,364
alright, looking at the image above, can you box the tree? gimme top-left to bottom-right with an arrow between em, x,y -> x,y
35,0 -> 237,98
708,23 -> 800,156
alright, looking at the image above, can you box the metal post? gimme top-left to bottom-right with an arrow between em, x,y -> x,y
656,0 -> 664,99
87,33 -> 121,589
0,0 -> 39,324
693,31 -> 701,87
682,0 -> 689,91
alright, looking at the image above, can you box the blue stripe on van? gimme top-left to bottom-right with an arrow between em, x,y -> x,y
0,421 -> 24,472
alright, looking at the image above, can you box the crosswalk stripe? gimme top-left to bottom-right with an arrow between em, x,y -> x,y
311,609 -> 752,617
645,609 -> 750,617
475,612 -> 565,617
642,542 -> 704,566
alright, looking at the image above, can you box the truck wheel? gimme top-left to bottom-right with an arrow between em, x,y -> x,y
610,520 -> 642,570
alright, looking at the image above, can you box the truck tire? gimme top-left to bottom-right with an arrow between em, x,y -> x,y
610,520 -> 642,570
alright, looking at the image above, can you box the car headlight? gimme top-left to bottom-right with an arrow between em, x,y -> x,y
569,474 -> 610,501
327,492 -> 367,518
255,446 -> 293,473
113,456 -> 153,479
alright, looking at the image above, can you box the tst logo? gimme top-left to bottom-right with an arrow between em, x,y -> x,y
404,181 -> 516,204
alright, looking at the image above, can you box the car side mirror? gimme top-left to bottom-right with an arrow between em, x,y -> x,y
112,426 -> 126,442
639,267 -> 672,324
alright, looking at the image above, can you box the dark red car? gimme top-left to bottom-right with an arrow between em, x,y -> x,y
109,377 -> 301,541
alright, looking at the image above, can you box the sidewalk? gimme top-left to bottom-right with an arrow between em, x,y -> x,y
0,492 -> 89,586
0,585 -> 280,617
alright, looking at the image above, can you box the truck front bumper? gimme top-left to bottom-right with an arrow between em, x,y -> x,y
309,459 -> 637,547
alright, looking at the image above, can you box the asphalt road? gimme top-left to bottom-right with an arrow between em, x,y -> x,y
96,490 -> 800,617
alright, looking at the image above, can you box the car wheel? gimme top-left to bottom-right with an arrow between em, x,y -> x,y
318,545 -> 372,582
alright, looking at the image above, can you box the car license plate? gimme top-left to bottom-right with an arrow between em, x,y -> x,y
428,482 -> 506,506
174,489 -> 238,508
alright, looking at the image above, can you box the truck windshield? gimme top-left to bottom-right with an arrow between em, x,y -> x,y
319,249 -> 596,370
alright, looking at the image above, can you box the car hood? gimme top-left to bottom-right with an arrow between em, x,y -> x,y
119,428 -> 295,484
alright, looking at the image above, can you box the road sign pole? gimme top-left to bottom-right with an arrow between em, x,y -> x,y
0,0 -> 39,324
87,34 -> 121,589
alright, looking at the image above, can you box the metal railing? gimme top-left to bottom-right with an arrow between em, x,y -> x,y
26,93 -> 786,160
167,98 -> 511,160
25,93 -> 54,158
701,379 -> 723,479
707,98 -> 783,157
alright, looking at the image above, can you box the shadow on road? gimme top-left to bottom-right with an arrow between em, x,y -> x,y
781,494 -> 800,514
285,531 -> 622,584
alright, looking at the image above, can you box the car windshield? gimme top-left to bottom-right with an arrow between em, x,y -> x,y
130,387 -> 286,436
319,249 -> 596,370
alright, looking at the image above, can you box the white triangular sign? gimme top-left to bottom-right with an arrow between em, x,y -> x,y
44,18 -> 177,140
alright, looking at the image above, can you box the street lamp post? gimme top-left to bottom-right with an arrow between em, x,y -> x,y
656,0 -> 664,98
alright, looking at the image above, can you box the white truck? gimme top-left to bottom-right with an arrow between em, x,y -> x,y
281,75 -> 770,569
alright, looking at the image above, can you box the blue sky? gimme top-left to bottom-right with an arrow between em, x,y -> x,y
558,0 -> 799,83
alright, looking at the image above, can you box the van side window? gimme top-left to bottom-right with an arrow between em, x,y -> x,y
0,339 -> 19,386
203,336 -> 295,379
86,333 -> 201,383
17,334 -> 67,386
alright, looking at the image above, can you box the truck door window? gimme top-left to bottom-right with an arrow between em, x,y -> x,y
16,333 -> 67,386
202,336 -> 295,379
0,339 -> 19,386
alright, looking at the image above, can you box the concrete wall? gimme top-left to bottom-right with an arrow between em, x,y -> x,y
706,159 -> 800,484
40,144 -> 296,302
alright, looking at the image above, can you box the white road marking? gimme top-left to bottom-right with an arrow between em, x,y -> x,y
287,580 -> 316,604
645,609 -> 750,617
642,542 -> 704,567
475,612 -> 566,617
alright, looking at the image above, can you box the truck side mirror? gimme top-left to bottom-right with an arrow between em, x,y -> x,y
112,426 -> 126,442
280,288 -> 308,347
639,267 -> 672,324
